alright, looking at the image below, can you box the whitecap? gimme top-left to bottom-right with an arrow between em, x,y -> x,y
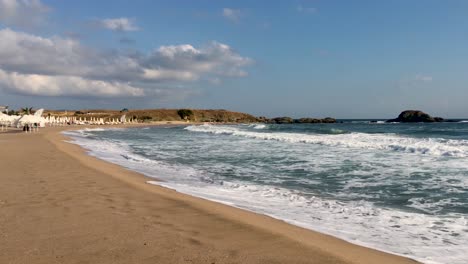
185,125 -> 468,157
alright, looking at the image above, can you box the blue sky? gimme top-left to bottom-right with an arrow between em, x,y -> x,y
1,0 -> 467,118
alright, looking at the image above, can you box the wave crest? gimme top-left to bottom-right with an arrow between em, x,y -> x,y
185,125 -> 468,157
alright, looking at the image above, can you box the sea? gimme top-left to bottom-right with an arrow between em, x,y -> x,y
63,120 -> 468,264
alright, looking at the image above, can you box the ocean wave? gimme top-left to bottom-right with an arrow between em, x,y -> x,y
63,127 -> 468,264
329,128 -> 347,134
248,123 -> 267,129
185,125 -> 468,157
63,127 -> 126,136
407,197 -> 465,214
82,128 -> 107,132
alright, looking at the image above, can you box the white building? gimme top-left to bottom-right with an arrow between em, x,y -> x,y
0,106 -> 8,113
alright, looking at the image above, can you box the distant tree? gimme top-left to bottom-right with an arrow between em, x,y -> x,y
120,108 -> 129,113
139,116 -> 152,122
177,109 -> 194,120
74,111 -> 85,115
20,107 -> 33,115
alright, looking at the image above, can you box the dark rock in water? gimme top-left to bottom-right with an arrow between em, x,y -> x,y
293,117 -> 337,123
295,118 -> 321,123
322,117 -> 337,123
386,110 -> 444,123
270,117 -> 294,124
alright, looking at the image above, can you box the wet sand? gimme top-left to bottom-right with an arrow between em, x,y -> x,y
0,126 -> 419,264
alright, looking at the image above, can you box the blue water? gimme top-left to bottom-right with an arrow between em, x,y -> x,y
64,122 -> 468,264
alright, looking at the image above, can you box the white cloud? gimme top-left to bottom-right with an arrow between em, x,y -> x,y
222,8 -> 242,22
415,74 -> 433,82
0,28 -> 142,81
0,70 -> 145,97
98,17 -> 140,31
144,42 -> 253,78
142,69 -> 198,81
0,0 -> 49,27
297,5 -> 317,14
0,28 -> 253,98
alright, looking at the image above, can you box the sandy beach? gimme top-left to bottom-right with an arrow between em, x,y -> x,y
0,126 -> 419,264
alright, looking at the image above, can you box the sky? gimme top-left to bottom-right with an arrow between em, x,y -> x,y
1,0 -> 468,118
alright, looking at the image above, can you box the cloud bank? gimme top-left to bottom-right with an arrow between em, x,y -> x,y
0,0 -> 49,27
0,28 -> 253,98
0,70 -> 145,97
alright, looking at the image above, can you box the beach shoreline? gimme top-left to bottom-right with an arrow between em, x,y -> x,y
0,125 -> 419,264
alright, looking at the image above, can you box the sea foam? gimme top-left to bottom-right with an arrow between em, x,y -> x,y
185,124 -> 468,157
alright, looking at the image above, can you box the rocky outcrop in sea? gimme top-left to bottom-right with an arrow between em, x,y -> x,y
386,110 -> 444,123
264,117 -> 337,124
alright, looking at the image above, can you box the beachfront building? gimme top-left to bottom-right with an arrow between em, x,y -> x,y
0,106 -> 8,113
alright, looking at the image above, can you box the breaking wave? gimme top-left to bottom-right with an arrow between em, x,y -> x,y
185,125 -> 468,157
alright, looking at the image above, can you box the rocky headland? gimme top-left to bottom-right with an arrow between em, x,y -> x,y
44,108 -> 339,124
45,109 -> 259,123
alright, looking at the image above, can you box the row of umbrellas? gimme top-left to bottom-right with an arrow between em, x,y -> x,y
0,109 -> 134,128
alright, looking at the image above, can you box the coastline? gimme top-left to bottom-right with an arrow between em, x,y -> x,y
0,125 -> 419,264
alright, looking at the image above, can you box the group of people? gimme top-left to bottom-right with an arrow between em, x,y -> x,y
22,123 -> 39,132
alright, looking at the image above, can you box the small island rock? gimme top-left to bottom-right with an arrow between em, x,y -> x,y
386,110 -> 444,123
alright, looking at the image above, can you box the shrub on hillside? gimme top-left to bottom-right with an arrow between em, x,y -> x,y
177,109 -> 194,120
139,116 -> 152,122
